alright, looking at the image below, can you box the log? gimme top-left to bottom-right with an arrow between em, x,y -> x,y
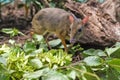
65,0 -> 120,47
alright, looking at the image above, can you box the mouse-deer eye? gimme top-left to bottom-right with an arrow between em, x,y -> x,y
78,27 -> 82,32
69,27 -> 71,31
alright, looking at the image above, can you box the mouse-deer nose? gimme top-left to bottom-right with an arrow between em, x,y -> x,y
70,38 -> 76,44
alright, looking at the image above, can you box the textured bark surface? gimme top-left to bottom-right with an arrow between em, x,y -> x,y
65,0 -> 120,47
0,4 -> 31,30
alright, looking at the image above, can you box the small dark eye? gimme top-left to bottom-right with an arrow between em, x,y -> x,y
78,28 -> 82,32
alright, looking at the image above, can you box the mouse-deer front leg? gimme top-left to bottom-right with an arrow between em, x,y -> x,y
57,34 -> 68,53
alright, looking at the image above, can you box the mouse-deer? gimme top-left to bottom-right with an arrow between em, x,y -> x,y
32,8 -> 89,52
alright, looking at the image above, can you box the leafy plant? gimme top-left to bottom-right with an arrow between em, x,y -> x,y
82,42 -> 120,80
1,28 -> 24,37
1,33 -> 120,80
0,34 -> 72,79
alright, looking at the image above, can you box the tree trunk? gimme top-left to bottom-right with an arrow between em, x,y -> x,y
65,0 -> 120,47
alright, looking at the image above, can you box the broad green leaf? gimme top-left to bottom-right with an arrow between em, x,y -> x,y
83,49 -> 106,56
105,47 -> 119,56
0,57 -> 7,66
23,41 -> 36,53
23,68 -> 49,79
48,39 -> 61,47
108,58 -> 120,73
31,48 -> 44,56
1,28 -> 24,37
83,49 -> 95,55
42,70 -> 69,80
1,28 -> 13,34
83,56 -> 103,66
30,58 -> 43,69
33,34 -> 44,42
114,42 -> 120,47
105,47 -> 120,58
67,70 -> 76,80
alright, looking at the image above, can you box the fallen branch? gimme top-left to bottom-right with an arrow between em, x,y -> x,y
65,0 -> 120,47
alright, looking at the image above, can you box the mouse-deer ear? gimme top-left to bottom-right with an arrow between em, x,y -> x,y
69,13 -> 77,23
69,15 -> 74,23
82,16 -> 89,24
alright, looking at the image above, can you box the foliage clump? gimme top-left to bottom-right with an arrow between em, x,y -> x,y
0,31 -> 120,80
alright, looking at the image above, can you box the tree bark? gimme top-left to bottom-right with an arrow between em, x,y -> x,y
65,0 -> 120,47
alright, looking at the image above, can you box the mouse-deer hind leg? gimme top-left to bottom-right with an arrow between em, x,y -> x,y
44,32 -> 52,50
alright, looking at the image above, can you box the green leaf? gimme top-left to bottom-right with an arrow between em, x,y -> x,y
67,70 -> 76,80
105,47 -> 120,56
114,42 -> 120,47
23,68 -> 49,79
1,28 -> 24,37
83,49 -> 106,56
31,48 -> 44,56
48,39 -> 61,47
23,41 -> 36,53
83,56 -> 103,66
0,57 -> 7,66
33,34 -> 44,42
30,58 -> 43,69
108,58 -> 120,73
105,46 -> 120,58
42,70 -> 69,80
